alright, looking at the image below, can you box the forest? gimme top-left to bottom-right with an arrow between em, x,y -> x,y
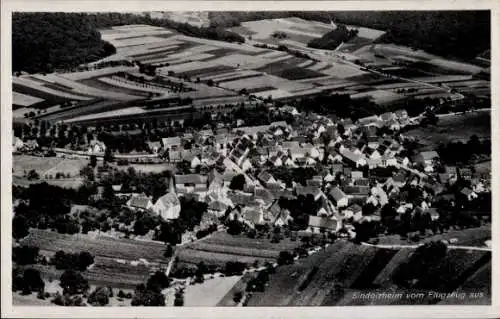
12,13 -> 116,74
307,24 -> 358,50
12,12 -> 244,74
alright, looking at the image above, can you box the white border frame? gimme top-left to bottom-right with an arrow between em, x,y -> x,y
2,1 -> 499,318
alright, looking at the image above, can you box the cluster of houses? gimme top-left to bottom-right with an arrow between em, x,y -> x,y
112,106 -> 490,239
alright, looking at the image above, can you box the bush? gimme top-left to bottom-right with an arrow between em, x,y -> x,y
224,261 -> 246,276
277,251 -> 294,266
87,286 -> 112,306
59,270 -> 89,295
233,291 -> 243,303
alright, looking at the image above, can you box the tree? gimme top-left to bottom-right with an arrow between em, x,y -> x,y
233,291 -> 243,303
104,147 -> 114,163
277,251 -> 294,266
59,270 -> 89,295
164,244 -> 174,258
229,174 -> 246,191
174,288 -> 184,306
87,286 -> 112,306
27,169 -> 39,180
90,155 -> 97,168
13,215 -> 30,240
21,268 -> 45,293
146,271 -> 170,292
13,245 -> 39,265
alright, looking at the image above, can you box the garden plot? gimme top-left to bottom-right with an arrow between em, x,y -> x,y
37,74 -> 142,101
200,70 -> 262,82
173,35 -> 265,54
12,92 -> 44,106
321,63 -> 368,79
219,74 -> 313,92
112,36 -> 172,48
426,58 -> 485,74
98,77 -> 173,95
144,53 -> 215,65
13,77 -> 92,101
60,66 -> 137,81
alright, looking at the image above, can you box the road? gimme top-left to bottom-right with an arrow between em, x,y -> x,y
361,242 -> 491,252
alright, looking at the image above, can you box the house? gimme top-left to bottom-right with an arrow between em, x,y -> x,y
380,112 -> 396,123
342,204 -> 363,221
146,141 -> 161,154
351,171 -> 363,181
343,185 -> 371,198
12,136 -> 24,152
208,200 -> 230,217
274,209 -> 293,227
340,149 -> 367,168
380,154 -> 398,167
365,148 -> 381,160
257,171 -> 277,186
413,151 -> 439,167
460,188 -> 478,201
427,208 -> 440,221
24,139 -> 39,151
242,206 -> 265,228
88,140 -> 106,154
307,215 -> 340,233
295,185 -> 323,201
174,174 -> 208,194
329,186 -> 348,207
356,115 -> 381,127
394,109 -> 409,120
458,168 -> 473,181
127,194 -> 154,211
161,136 -> 182,150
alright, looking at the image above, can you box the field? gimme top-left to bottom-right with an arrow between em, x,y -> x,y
183,275 -> 243,306
21,229 -> 170,264
177,231 -> 300,267
13,155 -> 88,179
405,110 -> 491,150
246,240 -> 491,306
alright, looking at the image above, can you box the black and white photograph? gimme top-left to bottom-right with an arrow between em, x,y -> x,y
2,2 -> 497,317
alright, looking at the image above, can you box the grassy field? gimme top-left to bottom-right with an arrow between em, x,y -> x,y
13,155 -> 88,179
183,275 -> 242,306
406,111 -> 490,150
375,226 -> 491,247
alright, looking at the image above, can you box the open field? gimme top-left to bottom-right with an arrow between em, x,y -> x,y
405,111 -> 490,150
114,163 -> 176,174
184,275 -> 242,306
13,155 -> 88,179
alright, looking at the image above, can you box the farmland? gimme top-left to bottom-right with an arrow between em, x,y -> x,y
183,275 -> 242,306
13,17 -> 490,126
20,229 -> 170,264
245,241 -> 491,306
176,231 -> 300,267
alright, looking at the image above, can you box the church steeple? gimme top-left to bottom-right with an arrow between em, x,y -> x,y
168,175 -> 176,194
